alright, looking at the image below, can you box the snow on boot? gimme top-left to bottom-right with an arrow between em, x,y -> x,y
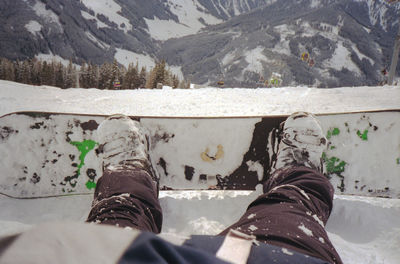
270,112 -> 328,174
96,114 -> 154,176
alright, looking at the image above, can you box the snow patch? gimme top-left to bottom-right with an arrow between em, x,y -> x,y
325,41 -> 361,75
246,160 -> 264,181
352,45 -> 374,65
312,214 -> 324,227
80,0 -> 132,33
222,51 -> 237,66
188,217 -> 225,235
243,46 -> 268,73
298,223 -> 313,236
32,1 -> 62,32
247,213 -> 256,219
273,24 -> 294,56
282,247 -> 294,255
85,31 -> 110,50
168,65 -> 184,80
145,0 -> 222,41
25,20 -> 42,35
167,0 -> 222,28
81,10 -> 110,29
35,53 -> 73,67
248,225 -> 258,231
144,17 -> 194,41
310,0 -> 321,8
114,48 -> 155,70
298,188 -> 311,200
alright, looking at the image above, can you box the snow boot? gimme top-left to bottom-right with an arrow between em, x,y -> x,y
96,114 -> 158,184
269,112 -> 328,174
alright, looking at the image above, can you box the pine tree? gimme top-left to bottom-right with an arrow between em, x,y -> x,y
99,62 -> 113,90
14,60 -> 22,83
79,62 -> 87,88
139,66 -> 147,88
123,63 -> 140,89
86,62 -> 99,88
31,59 -> 41,85
0,58 -> 6,80
64,60 -> 76,88
146,60 -> 167,89
172,74 -> 179,88
111,59 -> 120,89
20,60 -> 31,84
5,60 -> 15,82
54,62 -> 64,88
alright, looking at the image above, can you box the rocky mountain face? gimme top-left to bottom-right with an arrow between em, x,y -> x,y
0,0 -> 267,64
0,0 -> 399,87
160,0 -> 400,87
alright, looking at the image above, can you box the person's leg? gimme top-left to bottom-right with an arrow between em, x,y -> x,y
86,115 -> 162,233
219,112 -> 342,264
219,166 -> 341,264
86,168 -> 162,233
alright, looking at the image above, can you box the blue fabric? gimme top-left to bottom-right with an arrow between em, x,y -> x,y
119,232 -> 330,264
118,232 -> 229,264
185,235 -> 330,264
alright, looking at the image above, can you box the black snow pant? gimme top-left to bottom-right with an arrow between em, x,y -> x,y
87,166 -> 342,264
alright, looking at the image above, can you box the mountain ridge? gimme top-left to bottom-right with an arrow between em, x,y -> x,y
0,0 -> 399,87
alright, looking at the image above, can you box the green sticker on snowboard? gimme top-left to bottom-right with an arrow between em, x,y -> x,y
70,140 -> 98,190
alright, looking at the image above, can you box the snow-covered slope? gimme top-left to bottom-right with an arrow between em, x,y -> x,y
0,0 -> 269,68
1,80 -> 400,263
160,0 -> 400,87
2,0 -> 399,87
0,80 -> 399,117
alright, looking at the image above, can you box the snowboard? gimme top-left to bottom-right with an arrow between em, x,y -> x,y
0,111 -> 399,198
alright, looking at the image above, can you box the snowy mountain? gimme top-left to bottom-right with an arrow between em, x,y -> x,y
0,0 -> 268,69
0,0 -> 399,87
160,0 -> 400,87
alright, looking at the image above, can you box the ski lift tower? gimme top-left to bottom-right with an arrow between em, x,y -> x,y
388,0 -> 400,85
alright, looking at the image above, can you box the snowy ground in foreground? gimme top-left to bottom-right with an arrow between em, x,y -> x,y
1,80 -> 400,117
1,192 -> 400,264
1,80 -> 400,264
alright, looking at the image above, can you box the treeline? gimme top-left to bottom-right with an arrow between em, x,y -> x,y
0,57 -> 189,89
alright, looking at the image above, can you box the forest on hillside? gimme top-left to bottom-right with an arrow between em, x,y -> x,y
0,58 -> 188,89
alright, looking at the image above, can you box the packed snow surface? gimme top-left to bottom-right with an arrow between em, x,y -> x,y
0,80 -> 399,117
1,80 -> 400,264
